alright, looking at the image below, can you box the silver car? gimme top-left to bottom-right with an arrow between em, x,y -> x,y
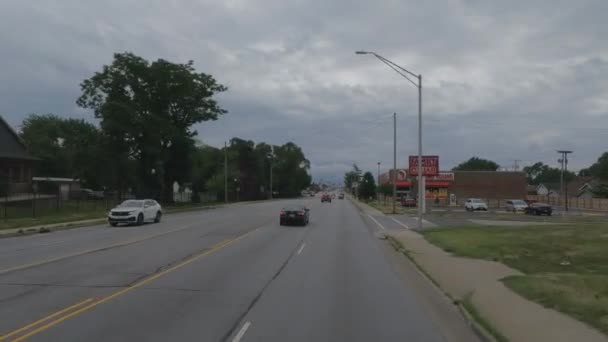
505,199 -> 528,212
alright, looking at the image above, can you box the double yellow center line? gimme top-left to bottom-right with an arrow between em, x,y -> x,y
0,227 -> 260,341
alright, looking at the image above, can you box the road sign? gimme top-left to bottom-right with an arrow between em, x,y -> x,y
409,155 -> 439,176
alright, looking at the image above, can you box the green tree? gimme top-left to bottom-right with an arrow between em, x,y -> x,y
588,152 -> 608,180
523,162 -> 575,185
344,164 -> 362,190
77,52 -> 227,200
272,142 -> 311,197
452,157 -> 499,171
20,114 -> 108,188
358,172 -> 376,200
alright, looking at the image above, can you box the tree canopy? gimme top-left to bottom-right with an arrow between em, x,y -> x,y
452,157 -> 499,171
358,171 -> 376,200
587,152 -> 608,180
523,162 -> 575,185
20,114 -> 108,189
343,164 -> 362,190
76,52 -> 227,199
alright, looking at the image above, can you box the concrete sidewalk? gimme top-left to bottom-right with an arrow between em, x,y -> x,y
388,229 -> 607,342
347,196 -> 607,341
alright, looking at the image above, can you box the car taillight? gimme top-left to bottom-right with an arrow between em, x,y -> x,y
297,211 -> 305,216
280,211 -> 286,216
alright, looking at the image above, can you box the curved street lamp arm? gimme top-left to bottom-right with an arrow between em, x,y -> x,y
373,54 -> 419,88
371,53 -> 419,79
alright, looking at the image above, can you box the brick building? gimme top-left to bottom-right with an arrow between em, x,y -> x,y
448,171 -> 527,201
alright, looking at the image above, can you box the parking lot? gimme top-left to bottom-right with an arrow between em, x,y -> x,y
421,206 -> 608,227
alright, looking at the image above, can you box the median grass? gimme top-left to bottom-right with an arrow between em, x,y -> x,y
422,223 -> 608,335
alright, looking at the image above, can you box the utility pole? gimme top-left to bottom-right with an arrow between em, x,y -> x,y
558,150 -> 572,214
269,147 -> 273,200
377,162 -> 381,185
393,113 -> 397,215
513,159 -> 521,171
224,141 -> 228,204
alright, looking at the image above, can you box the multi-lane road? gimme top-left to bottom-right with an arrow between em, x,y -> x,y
0,198 -> 478,341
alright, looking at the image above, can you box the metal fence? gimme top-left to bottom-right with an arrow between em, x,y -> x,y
526,195 -> 608,211
0,182 -> 218,220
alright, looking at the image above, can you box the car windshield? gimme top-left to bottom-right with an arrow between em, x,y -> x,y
513,200 -> 527,205
471,199 -> 482,203
118,200 -> 143,208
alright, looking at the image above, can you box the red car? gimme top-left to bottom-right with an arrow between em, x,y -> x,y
321,194 -> 332,203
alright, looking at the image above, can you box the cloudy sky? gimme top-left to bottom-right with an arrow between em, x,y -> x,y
1,0 -> 607,182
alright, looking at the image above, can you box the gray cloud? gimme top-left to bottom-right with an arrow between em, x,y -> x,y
1,0 -> 607,181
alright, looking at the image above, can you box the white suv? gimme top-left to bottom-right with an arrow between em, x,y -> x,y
465,198 -> 488,211
108,199 -> 162,226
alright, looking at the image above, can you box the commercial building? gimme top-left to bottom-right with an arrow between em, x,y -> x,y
379,169 -> 527,204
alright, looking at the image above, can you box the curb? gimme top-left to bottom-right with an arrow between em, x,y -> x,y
455,301 -> 499,342
385,235 -> 500,342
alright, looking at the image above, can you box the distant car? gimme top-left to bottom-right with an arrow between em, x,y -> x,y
280,205 -> 310,226
338,193 -> 345,199
81,188 -> 104,199
505,199 -> 528,212
108,199 -> 162,226
465,198 -> 488,211
401,197 -> 417,207
525,202 -> 553,216
321,194 -> 332,203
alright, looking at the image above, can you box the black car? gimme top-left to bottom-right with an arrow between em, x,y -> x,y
280,205 -> 310,226
525,202 -> 553,216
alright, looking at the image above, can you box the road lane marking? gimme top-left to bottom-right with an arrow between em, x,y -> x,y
0,222 -> 203,275
232,321 -> 252,342
4,227 -> 264,342
391,217 -> 410,229
0,297 -> 94,340
366,214 -> 386,230
297,243 -> 306,255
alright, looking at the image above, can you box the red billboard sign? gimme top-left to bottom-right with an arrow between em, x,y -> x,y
409,155 -> 439,176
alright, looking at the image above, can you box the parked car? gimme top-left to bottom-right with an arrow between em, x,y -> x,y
280,205 -> 310,226
79,188 -> 105,200
401,197 -> 417,207
338,193 -> 345,199
505,199 -> 528,212
525,202 -> 553,216
465,198 -> 488,211
321,194 -> 332,203
108,199 -> 162,226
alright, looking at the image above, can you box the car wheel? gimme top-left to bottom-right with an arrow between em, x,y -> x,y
279,220 -> 284,226
154,211 -> 162,223
110,222 -> 117,227
137,213 -> 144,225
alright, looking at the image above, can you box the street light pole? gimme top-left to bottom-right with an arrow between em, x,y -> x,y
393,112 -> 397,215
377,161 -> 381,202
355,51 -> 423,228
418,75 -> 424,220
224,141 -> 228,204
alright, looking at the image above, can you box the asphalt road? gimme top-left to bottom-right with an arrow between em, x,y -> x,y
0,198 -> 477,342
